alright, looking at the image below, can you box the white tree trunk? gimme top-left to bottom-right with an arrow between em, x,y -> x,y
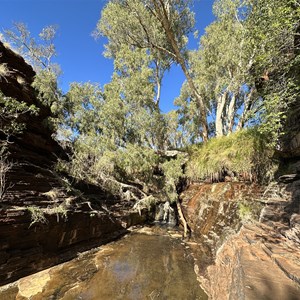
227,93 -> 236,134
237,87 -> 255,130
153,0 -> 209,142
215,92 -> 227,137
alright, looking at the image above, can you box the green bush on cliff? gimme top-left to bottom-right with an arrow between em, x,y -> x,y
186,128 -> 274,183
0,91 -> 38,137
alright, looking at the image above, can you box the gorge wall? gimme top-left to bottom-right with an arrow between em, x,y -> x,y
181,159 -> 300,298
1,40 -> 300,299
0,41 -> 146,286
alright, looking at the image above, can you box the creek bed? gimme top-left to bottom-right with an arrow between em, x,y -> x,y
0,227 -> 207,300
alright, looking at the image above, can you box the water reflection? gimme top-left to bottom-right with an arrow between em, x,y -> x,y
2,231 -> 207,300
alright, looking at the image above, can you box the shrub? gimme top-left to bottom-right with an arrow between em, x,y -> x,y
114,144 -> 159,184
0,147 -> 14,200
161,155 -> 185,202
237,202 -> 253,222
27,206 -> 47,227
45,205 -> 68,222
0,63 -> 13,81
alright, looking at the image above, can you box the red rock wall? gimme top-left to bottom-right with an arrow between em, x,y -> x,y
182,181 -> 300,299
0,207 -> 146,286
0,41 -> 65,163
181,182 -> 262,239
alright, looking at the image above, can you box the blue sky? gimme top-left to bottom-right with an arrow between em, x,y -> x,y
0,0 -> 215,113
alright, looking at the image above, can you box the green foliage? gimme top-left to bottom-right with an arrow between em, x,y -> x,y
174,82 -> 206,143
103,45 -> 164,148
97,0 -> 194,61
0,91 -> 38,137
162,156 -> 184,186
27,206 -> 47,227
0,63 -> 14,81
69,141 -> 159,192
32,68 -> 62,112
237,202 -> 253,223
186,128 -> 273,182
245,0 -> 300,141
65,82 -> 104,138
3,23 -> 65,133
161,155 -> 185,202
0,146 -> 14,200
27,204 -> 68,226
133,195 -> 157,215
114,144 -> 159,184
96,0 -> 209,142
176,0 -> 255,138
237,199 -> 263,223
45,205 -> 68,222
164,110 -> 187,149
2,1 -> 298,209
175,0 -> 300,142
4,22 -> 58,71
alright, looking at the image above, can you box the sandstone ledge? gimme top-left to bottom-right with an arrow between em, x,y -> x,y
201,223 -> 300,300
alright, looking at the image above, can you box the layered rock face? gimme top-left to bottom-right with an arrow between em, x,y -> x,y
0,204 -> 145,286
182,178 -> 300,299
0,41 -> 145,286
181,183 -> 263,268
0,41 -> 65,164
0,41 -> 67,208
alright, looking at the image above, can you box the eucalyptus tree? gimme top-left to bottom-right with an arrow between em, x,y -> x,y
4,22 -> 57,71
243,0 -> 300,141
3,23 -> 64,119
103,45 -> 167,149
174,80 -> 207,144
96,0 -> 209,142
179,0 -> 300,140
181,0 -> 258,137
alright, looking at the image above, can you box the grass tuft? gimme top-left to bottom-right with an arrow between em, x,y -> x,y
186,128 -> 274,183
0,63 -> 13,81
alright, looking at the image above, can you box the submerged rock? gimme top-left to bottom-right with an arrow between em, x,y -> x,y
0,232 -> 208,300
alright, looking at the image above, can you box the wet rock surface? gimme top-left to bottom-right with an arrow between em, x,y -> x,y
0,206 -> 146,286
181,182 -> 263,258
0,229 -> 207,300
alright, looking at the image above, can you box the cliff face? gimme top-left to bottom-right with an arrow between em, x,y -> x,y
0,41 -> 64,165
0,41 -> 146,286
0,41 -> 68,208
181,183 -> 263,268
180,75 -> 300,298
182,176 -> 300,299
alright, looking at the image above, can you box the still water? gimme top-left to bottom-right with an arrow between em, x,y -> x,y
1,229 -> 207,300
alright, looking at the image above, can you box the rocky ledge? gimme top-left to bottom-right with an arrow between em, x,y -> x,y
181,178 -> 300,299
0,202 -> 146,286
201,222 -> 300,300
